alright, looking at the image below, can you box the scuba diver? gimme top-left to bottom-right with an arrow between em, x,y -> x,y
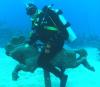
25,3 -> 77,87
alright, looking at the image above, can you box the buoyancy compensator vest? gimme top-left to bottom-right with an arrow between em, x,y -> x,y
37,5 -> 69,40
39,5 -> 77,42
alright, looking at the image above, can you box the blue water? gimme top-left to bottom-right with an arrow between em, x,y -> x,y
0,0 -> 100,47
0,1 -> 100,87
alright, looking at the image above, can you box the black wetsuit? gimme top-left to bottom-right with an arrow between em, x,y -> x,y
28,8 -> 69,82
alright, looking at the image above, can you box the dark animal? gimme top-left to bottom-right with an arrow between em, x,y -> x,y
5,36 -> 95,82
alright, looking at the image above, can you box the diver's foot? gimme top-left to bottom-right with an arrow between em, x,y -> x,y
60,74 -> 68,87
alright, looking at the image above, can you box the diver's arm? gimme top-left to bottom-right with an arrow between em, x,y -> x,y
25,30 -> 39,47
28,31 -> 38,45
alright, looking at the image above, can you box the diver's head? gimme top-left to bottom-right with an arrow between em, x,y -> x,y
26,3 -> 37,16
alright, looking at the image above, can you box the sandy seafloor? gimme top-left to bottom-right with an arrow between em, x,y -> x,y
0,47 -> 100,87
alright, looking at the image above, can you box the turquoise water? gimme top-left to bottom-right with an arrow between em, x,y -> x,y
0,0 -> 100,87
0,0 -> 100,47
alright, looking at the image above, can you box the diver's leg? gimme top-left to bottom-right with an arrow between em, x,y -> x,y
38,47 -> 68,87
45,63 -> 68,87
39,58 -> 68,87
44,70 -> 51,87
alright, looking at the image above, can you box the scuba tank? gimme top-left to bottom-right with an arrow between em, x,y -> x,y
58,14 -> 77,42
42,4 -> 77,42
